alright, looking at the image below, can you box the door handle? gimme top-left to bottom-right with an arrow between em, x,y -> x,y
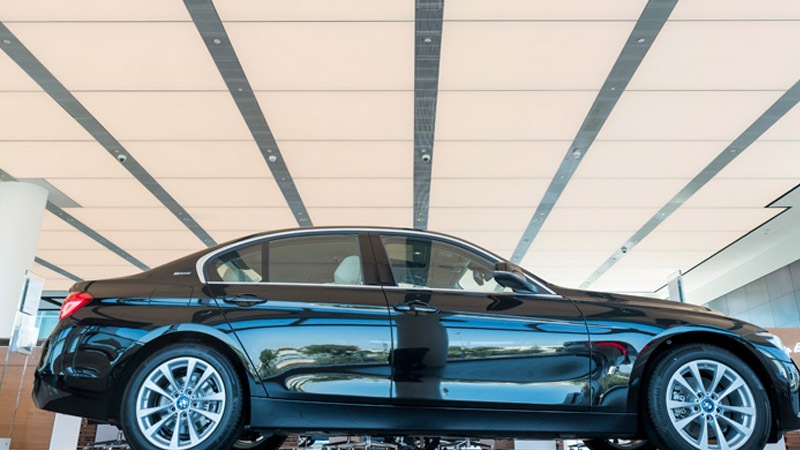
394,300 -> 439,314
223,293 -> 268,306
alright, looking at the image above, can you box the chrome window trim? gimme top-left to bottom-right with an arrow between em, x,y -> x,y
205,281 -> 382,289
195,227 -> 556,296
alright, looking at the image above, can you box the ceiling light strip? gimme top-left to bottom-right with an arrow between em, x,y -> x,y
580,78 -> 800,289
413,0 -> 444,230
34,257 -> 83,282
510,0 -> 678,263
183,0 -> 312,227
0,168 -> 150,271
0,22 -> 217,248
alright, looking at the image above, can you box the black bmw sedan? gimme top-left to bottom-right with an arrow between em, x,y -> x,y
33,227 -> 800,450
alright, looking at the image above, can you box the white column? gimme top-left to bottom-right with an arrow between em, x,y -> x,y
0,181 -> 48,339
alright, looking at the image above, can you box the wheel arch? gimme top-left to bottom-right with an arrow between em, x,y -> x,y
628,330 -> 783,442
106,325 -> 262,425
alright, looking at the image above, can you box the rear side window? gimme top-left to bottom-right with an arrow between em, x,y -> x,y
208,243 -> 264,282
268,234 -> 363,285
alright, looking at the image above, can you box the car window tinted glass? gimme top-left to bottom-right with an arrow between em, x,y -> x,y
209,243 -> 264,283
380,235 -> 507,292
268,234 -> 363,285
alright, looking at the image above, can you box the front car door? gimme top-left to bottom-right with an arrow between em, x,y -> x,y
202,230 -> 393,403
373,231 -> 592,411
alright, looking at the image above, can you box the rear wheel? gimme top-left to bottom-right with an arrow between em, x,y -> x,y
644,344 -> 770,450
583,439 -> 654,450
121,344 -> 245,450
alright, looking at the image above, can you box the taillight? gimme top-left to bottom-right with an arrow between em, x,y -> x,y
60,292 -> 93,320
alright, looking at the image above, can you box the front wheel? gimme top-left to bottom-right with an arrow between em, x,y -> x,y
583,439 -> 654,450
121,343 -> 245,450
644,344 -> 770,450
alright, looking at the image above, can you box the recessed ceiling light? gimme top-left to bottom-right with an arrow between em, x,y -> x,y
268,155 -> 278,163
212,38 -> 222,45
637,38 -> 646,43
1,39 -> 11,45
423,37 -> 432,43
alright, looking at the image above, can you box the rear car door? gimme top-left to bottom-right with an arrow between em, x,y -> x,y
204,231 -> 393,403
374,232 -> 592,411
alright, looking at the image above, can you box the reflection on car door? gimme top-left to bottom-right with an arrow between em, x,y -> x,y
374,232 -> 591,411
207,232 -> 393,403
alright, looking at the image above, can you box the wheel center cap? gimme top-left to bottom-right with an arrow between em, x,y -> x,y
701,398 -> 715,413
176,395 -> 190,411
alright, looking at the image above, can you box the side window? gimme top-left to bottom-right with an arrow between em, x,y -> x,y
268,234 -> 363,285
208,243 -> 264,283
380,235 -> 507,293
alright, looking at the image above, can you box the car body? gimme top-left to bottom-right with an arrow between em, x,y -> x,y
33,227 -> 800,450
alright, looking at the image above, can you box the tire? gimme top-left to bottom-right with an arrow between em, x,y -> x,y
121,343 -> 245,450
643,344 -> 770,450
583,438 -> 655,450
233,432 -> 286,450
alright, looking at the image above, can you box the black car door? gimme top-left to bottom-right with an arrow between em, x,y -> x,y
373,232 -> 592,411
204,231 -> 393,403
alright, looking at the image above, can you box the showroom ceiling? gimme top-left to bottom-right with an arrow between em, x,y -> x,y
0,0 -> 799,298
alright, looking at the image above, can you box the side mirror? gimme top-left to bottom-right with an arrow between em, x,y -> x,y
493,262 -> 536,294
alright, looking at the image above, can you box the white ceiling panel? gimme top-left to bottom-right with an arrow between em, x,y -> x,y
36,249 -> 133,267
760,103 -> 800,140
431,141 -> 566,178
0,51 -> 40,91
590,278 -> 667,293
0,141 -> 129,178
430,178 -> 549,208
718,141 -> 800,178
557,179 -> 689,208
636,231 -> 754,251
0,92 -> 91,140
541,208 -> 659,232
523,250 -> 613,269
7,23 -> 224,91
209,230 -> 273,244
436,91 -> 596,140
158,178 -> 288,208
629,21 -> 800,90
595,264 -> 682,284
428,208 -> 532,232
227,22 -> 412,91
0,0 -> 190,21
575,141 -> 723,179
445,0 -> 646,20
67,208 -> 186,231
40,211 -> 75,231
255,91 -> 413,140
306,207 -> 411,228
186,207 -> 297,231
671,0 -> 800,20
74,92 -> 251,140
47,178 -> 161,208
216,0 -> 413,21
31,263 -> 75,291
657,208 -> 780,232
37,230 -> 109,250
439,22 -> 633,90
597,91 -> 783,140
99,231 -> 205,251
123,141 -> 270,179
129,249 -> 204,269
529,231 -> 631,251
523,265 -> 599,286
616,250 -> 711,269
297,178 -> 411,207
279,141 -> 412,178
682,179 -> 798,208
57,264 -> 141,279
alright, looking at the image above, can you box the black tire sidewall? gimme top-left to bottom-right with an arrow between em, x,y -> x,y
121,343 -> 245,450
644,344 -> 770,450
583,439 -> 655,450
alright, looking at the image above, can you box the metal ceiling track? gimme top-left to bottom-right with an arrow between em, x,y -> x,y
510,0 -> 678,264
0,168 -> 150,271
581,78 -> 800,289
34,257 -> 83,282
184,0 -> 312,227
412,0 -> 445,230
0,22 -> 217,249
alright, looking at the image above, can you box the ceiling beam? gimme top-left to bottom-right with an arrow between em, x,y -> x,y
184,0 -> 312,227
510,0 -> 678,264
0,168 -> 150,271
581,78 -> 800,289
35,257 -> 83,282
0,22 -> 217,248
412,0 -> 444,230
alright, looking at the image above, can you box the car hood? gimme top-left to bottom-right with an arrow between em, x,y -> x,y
553,286 -> 718,315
